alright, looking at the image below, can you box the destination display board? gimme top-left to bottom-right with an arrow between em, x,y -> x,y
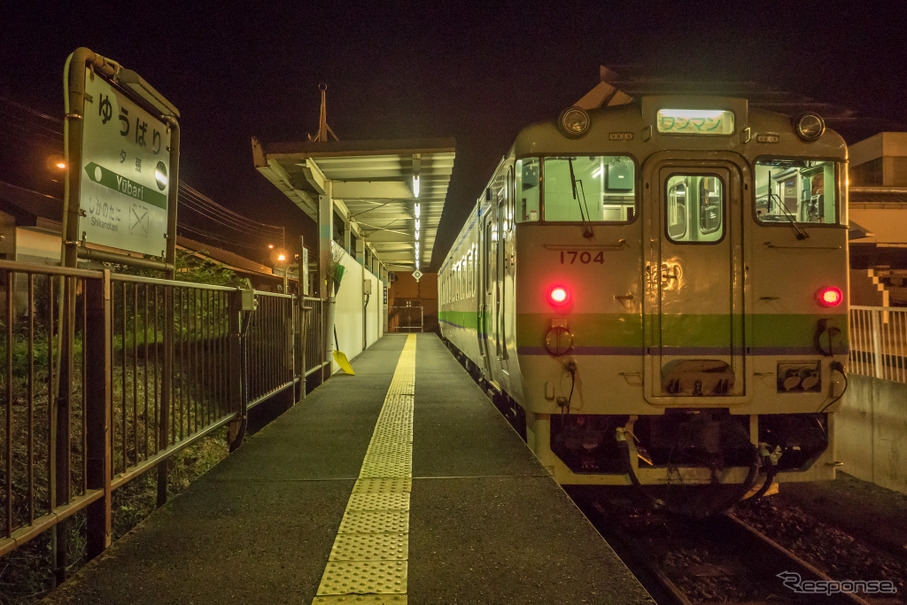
80,71 -> 171,256
656,109 -> 735,136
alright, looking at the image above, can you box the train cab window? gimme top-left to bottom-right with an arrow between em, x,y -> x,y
542,155 -> 636,222
755,159 -> 839,224
667,180 -> 687,239
665,175 -> 724,243
516,158 -> 540,222
699,178 -> 722,234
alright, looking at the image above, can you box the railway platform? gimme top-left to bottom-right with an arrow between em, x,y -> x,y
42,333 -> 653,604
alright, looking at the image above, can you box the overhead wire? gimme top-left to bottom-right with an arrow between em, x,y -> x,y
177,212 -> 278,251
176,224 -> 278,253
178,183 -> 283,233
177,190 -> 285,251
0,95 -> 63,127
178,184 -> 284,237
0,117 -> 65,144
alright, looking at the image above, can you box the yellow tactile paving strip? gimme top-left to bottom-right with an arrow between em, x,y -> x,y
313,335 -> 415,605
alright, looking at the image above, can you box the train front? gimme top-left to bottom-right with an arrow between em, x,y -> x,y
510,97 -> 849,510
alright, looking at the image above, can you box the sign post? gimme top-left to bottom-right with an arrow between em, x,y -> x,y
58,49 -> 181,569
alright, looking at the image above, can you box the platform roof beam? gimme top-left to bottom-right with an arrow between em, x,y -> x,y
252,136 -> 455,278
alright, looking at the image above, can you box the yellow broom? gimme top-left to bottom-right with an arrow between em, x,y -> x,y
333,325 -> 355,375
331,263 -> 354,375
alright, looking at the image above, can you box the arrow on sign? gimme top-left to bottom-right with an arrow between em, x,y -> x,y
84,162 -> 167,209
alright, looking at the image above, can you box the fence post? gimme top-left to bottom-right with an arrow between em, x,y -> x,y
870,309 -> 884,379
295,296 -> 306,404
157,286 -> 173,506
227,291 -> 246,450
86,270 -> 112,558
51,275 -> 76,584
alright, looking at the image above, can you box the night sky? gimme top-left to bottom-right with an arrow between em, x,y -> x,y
2,2 -> 906,268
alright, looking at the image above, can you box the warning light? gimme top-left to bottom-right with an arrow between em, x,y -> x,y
816,286 -> 843,307
548,286 -> 571,307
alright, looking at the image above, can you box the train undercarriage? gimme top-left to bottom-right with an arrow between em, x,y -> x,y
452,342 -> 832,514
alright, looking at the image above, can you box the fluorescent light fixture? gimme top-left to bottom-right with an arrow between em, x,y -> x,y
413,175 -> 420,198
659,108 -> 728,120
414,203 -> 421,218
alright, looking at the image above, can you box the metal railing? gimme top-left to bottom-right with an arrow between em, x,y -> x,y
246,292 -> 297,408
850,306 -> 907,383
302,297 -> 329,379
388,305 -> 423,333
107,274 -> 239,491
0,259 -> 321,570
2,263 -> 98,560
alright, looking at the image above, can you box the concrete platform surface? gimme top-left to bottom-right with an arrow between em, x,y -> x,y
42,333 -> 653,604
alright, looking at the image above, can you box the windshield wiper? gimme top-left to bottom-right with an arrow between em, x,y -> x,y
766,171 -> 809,240
568,158 -> 594,238
767,193 -> 809,240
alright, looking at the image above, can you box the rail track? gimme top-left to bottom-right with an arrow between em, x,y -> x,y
572,491 -> 894,605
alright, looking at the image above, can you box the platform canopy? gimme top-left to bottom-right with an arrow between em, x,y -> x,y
252,137 -> 455,273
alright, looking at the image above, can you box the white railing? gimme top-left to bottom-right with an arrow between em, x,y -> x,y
850,306 -> 907,383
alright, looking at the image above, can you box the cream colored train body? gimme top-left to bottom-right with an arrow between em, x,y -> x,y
439,96 -> 849,502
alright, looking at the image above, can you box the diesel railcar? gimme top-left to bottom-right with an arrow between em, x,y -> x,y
439,96 -> 848,508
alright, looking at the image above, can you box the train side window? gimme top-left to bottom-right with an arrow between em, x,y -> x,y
467,250 -> 474,297
516,158 -> 540,222
754,159 -> 839,224
542,155 -> 636,223
666,175 -> 724,243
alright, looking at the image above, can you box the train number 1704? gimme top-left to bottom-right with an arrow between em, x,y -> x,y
559,250 -> 606,264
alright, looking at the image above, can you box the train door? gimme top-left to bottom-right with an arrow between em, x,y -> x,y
642,155 -> 747,403
497,170 -> 512,369
478,196 -> 497,381
478,172 -> 511,387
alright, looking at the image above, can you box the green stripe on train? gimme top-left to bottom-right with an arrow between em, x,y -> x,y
439,310 -> 487,332
442,311 -> 848,348
512,313 -> 849,348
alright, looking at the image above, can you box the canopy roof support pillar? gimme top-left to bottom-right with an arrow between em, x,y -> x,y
318,181 -> 333,299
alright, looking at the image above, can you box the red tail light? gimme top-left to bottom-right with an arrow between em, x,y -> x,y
817,286 -> 843,307
548,286 -> 571,307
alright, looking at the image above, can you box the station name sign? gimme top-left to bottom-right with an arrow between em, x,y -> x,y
79,69 -> 171,257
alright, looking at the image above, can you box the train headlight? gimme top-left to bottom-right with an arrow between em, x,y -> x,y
548,286 -> 571,307
794,112 -> 825,142
816,286 -> 844,307
558,106 -> 590,138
